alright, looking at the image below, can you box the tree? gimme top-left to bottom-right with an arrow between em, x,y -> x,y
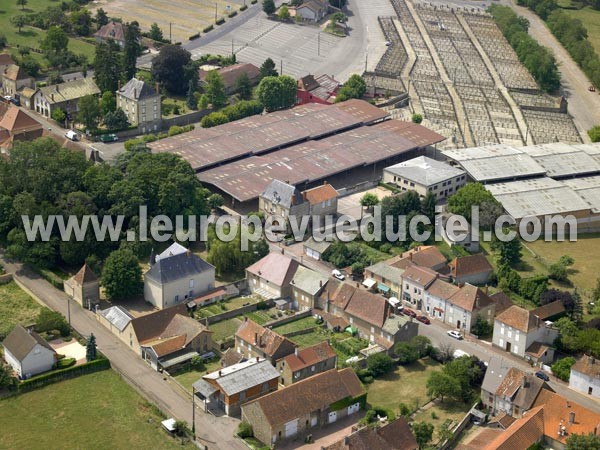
0,362 -> 17,390
421,191 -> 437,222
86,333 -> 97,362
77,95 -> 101,129
102,248 -> 143,299
123,21 -> 141,81
0,34 -> 6,49
263,0 -> 276,15
427,371 -> 461,402
70,9 -> 93,36
259,57 -> 278,78
448,182 -> 502,224
589,126 -> 600,143
104,108 -> 129,130
36,309 -> 70,336
471,316 -> 493,337
490,232 -> 522,266
51,107 -> 66,124
256,75 -> 296,111
360,192 -> 380,209
201,112 -> 229,128
410,336 -> 432,358
335,74 -> 367,102
152,45 -> 193,95
411,113 -> 423,124
551,356 -> 576,381
16,0 -> 27,11
278,5 -> 291,20
94,41 -> 122,93
41,26 -> 69,58
149,22 -> 164,42
208,193 -> 224,209
205,70 -> 227,108
235,73 -> 253,100
95,8 -> 109,26
237,421 -> 253,438
186,79 -> 197,110
412,422 -> 434,449
10,15 -> 26,34
394,342 -> 420,365
549,261 -> 569,282
366,353 -> 395,377
565,433 -> 600,450
100,91 -> 116,115
330,11 -> 347,23
20,55 -> 40,77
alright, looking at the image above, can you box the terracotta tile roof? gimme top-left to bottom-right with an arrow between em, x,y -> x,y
200,63 -> 261,89
298,74 -> 320,91
496,367 -> 527,398
94,21 -> 126,42
490,292 -> 513,314
71,263 -> 98,285
530,301 -> 566,321
221,348 -> 246,367
571,355 -> 600,379
235,319 -> 296,358
0,105 -> 43,134
148,334 -> 187,357
321,311 -> 349,330
495,306 -> 540,333
484,406 -> 544,450
242,368 -> 364,427
449,284 -> 494,312
451,254 -> 493,279
427,279 -> 460,300
532,390 -> 600,445
302,183 -> 338,204
488,412 -> 517,429
320,278 -> 355,310
344,289 -> 390,328
323,417 -> 418,450
402,246 -> 447,270
280,341 -> 336,372
3,64 -> 29,81
387,255 -> 414,270
402,264 -> 438,288
525,342 -> 550,359
245,252 -> 299,287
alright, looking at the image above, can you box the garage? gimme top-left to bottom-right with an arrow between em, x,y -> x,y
347,402 -> 360,415
328,411 -> 337,423
284,419 -> 298,438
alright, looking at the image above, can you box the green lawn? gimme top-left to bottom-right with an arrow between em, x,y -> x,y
173,359 -> 222,391
244,308 -> 279,325
272,316 -> 319,334
195,296 -> 258,319
557,3 -> 600,54
0,370 -> 195,450
208,316 -> 243,342
1,0 -> 95,68
413,401 -> 472,442
289,329 -> 331,348
0,281 -> 42,340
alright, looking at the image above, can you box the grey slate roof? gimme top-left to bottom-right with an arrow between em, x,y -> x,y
290,266 -> 328,296
260,179 -> 304,209
38,77 -> 100,105
2,324 -> 56,362
200,359 -> 279,396
382,314 -> 411,334
303,237 -> 332,254
193,378 -> 219,398
118,78 -> 159,101
481,356 -> 511,394
145,251 -> 214,284
100,305 -> 133,332
384,156 -> 465,186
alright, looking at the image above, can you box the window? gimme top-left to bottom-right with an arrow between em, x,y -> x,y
189,279 -> 195,288
239,391 -> 246,401
174,295 -> 179,302
311,366 -> 315,372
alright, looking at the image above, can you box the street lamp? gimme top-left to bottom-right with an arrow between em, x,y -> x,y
192,385 -> 196,440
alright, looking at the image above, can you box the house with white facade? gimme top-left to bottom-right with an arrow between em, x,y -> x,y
446,284 -> 495,333
2,324 -> 56,379
492,305 -> 558,362
569,355 -> 600,399
401,264 -> 438,310
246,252 -> 299,299
423,279 -> 460,320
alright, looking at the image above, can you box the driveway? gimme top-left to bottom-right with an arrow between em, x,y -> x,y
0,254 -> 245,450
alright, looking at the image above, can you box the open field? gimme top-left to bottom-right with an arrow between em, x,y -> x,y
173,359 -> 222,391
0,0 -> 95,65
90,0 -> 245,43
0,281 -> 42,340
208,316 -> 243,341
0,370 -> 195,450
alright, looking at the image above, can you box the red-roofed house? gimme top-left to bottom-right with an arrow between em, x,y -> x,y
94,21 -> 126,47
402,246 -> 448,272
199,63 -> 261,95
446,283 -> 495,333
324,417 -> 418,450
450,254 -> 493,285
0,103 -> 43,149
276,341 -> 337,385
235,318 -> 297,364
296,74 -> 340,105
401,264 -> 438,309
246,251 -> 300,299
1,64 -> 34,97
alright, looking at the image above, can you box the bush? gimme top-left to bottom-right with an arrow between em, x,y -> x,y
256,300 -> 269,310
189,33 -> 200,40
216,18 -> 225,25
411,113 -> 423,124
359,407 -> 396,426
168,125 -> 184,136
366,353 -> 395,377
240,4 -> 248,10
251,0 -> 258,3
36,309 -> 70,337
589,126 -> 600,143
237,421 -> 253,438
471,317 -> 493,338
203,25 -> 214,33
57,358 -> 76,369
551,357 -> 576,381
228,11 -> 238,17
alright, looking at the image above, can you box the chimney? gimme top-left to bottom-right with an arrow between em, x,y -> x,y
118,79 -> 121,90
149,248 -> 156,266
319,280 -> 323,287
343,437 -> 349,445
155,82 -> 160,94
409,252 -> 413,262
186,250 -> 191,257
323,179 -> 327,185
134,88 -> 137,98
51,93 -> 54,101
522,375 -> 528,388
280,248 -> 284,255
484,285 -> 489,295
302,191 -> 307,202
254,332 -> 258,345
291,194 -> 296,206
56,85 -> 59,93
218,370 -> 222,377
569,412 -> 575,424
256,356 -> 259,362
294,347 -> 299,357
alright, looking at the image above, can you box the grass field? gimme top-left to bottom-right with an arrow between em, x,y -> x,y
0,370 -> 195,450
272,316 -> 319,334
208,316 -> 243,342
0,0 -> 95,67
289,329 -> 331,348
557,0 -> 600,54
244,308 -> 278,325
0,281 -> 42,340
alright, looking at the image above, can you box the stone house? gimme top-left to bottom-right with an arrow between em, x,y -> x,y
93,21 -> 126,47
63,263 -> 100,309
144,243 -> 215,310
245,251 -> 299,299
259,180 -> 310,220
1,64 -> 34,97
569,355 -> 600,399
423,278 -> 460,320
0,103 -> 43,149
492,305 -> 558,362
401,264 -> 438,309
199,63 -> 260,95
363,261 -> 405,298
401,246 -> 448,273
450,254 -> 494,285
323,417 -> 418,450
301,183 -> 339,226
290,266 -> 328,311
193,358 -> 279,416
241,368 -> 365,446
2,325 -> 56,379
116,78 -> 162,132
275,341 -> 337,386
445,284 -> 495,333
295,0 -> 329,22
235,319 -> 297,364
33,77 -> 100,118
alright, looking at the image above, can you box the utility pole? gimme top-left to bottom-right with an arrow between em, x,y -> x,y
364,53 -> 367,72
280,59 -> 283,75
317,32 -> 320,56
215,3 -> 218,23
192,386 -> 196,440
169,22 -> 172,43
232,39 -> 234,56
67,296 -> 71,326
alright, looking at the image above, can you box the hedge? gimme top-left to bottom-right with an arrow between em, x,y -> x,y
251,0 -> 257,3
228,11 -> 238,17
203,25 -> 214,33
19,358 -> 111,393
216,18 -> 225,25
240,4 -> 248,10
329,393 -> 367,412
189,33 -> 200,40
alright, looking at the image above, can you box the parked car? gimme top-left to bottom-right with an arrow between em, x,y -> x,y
453,349 -> 470,359
332,269 -> 345,281
403,308 -> 417,318
10,97 -> 20,106
447,330 -> 463,340
99,133 -> 118,143
416,315 -> 430,325
535,370 -> 550,382
65,130 -> 79,141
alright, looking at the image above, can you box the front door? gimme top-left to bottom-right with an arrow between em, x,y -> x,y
506,342 -> 512,352
328,411 -> 337,423
457,320 -> 461,329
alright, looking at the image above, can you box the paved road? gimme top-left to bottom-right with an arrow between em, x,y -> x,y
0,254 -> 245,450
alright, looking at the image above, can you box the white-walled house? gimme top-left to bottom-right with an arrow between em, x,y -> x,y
144,243 -> 215,309
423,279 -> 460,321
492,306 -> 558,362
2,325 -> 56,379
401,264 -> 438,310
445,284 -> 495,333
569,355 -> 600,399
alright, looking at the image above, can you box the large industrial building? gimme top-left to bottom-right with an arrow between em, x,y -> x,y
148,99 -> 445,211
442,143 -> 600,232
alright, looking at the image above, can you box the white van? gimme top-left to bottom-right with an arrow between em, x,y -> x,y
65,130 -> 79,141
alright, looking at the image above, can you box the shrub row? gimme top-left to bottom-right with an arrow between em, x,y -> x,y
216,18 -> 225,25
201,100 -> 263,128
240,4 -> 248,10
189,33 -> 200,40
19,359 -> 111,393
124,124 -> 195,151
228,10 -> 238,17
251,0 -> 258,4
203,25 -> 214,33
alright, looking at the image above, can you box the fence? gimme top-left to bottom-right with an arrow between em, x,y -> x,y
205,298 -> 275,325
264,309 -> 313,328
162,110 -> 210,128
18,358 -> 111,393
337,180 -> 381,198
438,401 -> 479,450
282,325 -> 324,338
